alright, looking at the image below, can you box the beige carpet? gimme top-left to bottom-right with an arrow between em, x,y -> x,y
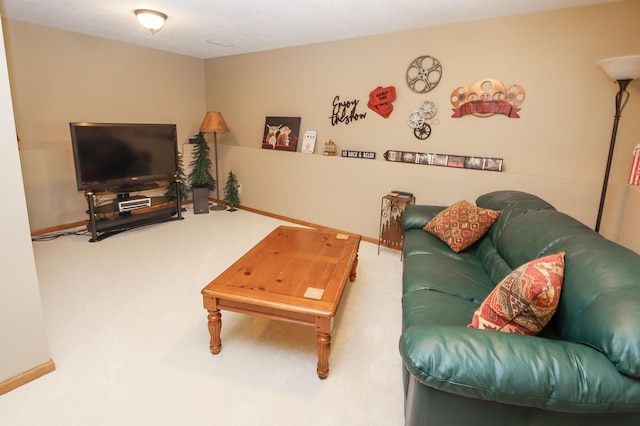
1,206 -> 405,425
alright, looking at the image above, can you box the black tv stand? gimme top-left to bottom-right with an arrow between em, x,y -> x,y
85,187 -> 183,242
113,182 -> 161,198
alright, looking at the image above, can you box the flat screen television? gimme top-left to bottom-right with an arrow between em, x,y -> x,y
70,122 -> 178,193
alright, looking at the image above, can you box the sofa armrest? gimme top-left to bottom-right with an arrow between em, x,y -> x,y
399,326 -> 640,413
402,204 -> 446,230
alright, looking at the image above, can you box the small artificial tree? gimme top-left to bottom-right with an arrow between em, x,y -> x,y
188,132 -> 216,191
223,170 -> 241,212
164,150 -> 189,201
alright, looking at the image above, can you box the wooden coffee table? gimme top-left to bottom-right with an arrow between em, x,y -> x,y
201,225 -> 360,379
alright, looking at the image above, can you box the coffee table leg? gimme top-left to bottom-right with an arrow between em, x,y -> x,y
207,309 -> 222,354
349,253 -> 359,282
316,316 -> 332,379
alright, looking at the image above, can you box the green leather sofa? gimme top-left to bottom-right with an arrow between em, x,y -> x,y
400,190 -> 640,426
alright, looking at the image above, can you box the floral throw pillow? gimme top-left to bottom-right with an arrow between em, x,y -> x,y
423,200 -> 500,253
468,252 -> 565,335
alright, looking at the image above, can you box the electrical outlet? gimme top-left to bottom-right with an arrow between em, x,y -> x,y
237,183 -> 242,195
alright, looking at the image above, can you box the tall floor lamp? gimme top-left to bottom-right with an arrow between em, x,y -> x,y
595,55 -> 640,233
199,111 -> 230,211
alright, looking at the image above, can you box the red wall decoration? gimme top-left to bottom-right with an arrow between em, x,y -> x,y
368,86 -> 396,118
450,78 -> 525,118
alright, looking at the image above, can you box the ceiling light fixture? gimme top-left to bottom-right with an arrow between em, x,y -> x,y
134,9 -> 168,35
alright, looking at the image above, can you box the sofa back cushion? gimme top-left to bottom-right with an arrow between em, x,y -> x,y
485,199 -> 640,378
474,190 -> 559,296
476,190 -> 556,243
472,237 -> 513,284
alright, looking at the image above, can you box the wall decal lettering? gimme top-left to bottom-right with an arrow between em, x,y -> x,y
330,96 -> 367,126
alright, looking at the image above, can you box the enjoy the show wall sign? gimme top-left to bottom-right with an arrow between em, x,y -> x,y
330,95 -> 367,126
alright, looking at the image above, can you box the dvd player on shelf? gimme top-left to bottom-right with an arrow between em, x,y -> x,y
115,196 -> 151,212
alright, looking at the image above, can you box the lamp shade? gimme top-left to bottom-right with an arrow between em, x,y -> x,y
597,55 -> 640,81
200,112 -> 229,133
135,9 -> 167,33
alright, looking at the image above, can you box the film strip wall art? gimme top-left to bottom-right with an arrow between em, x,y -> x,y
383,150 -> 503,172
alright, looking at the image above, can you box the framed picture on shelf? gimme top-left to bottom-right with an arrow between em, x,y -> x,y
300,130 -> 317,153
262,116 -> 301,152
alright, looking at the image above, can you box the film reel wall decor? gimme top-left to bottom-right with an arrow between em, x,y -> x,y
405,55 -> 442,140
451,78 -> 526,118
406,55 -> 442,93
408,100 -> 438,140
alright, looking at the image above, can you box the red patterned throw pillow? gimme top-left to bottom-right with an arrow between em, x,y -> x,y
424,200 -> 500,253
468,252 -> 565,335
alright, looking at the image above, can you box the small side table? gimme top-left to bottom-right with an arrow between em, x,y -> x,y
378,193 -> 415,255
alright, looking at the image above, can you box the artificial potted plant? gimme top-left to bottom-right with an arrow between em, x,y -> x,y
188,131 -> 216,214
223,170 -> 240,212
164,150 -> 189,203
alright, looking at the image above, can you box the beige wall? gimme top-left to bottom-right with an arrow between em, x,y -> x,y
3,1 -> 640,245
0,17 -> 52,387
619,185 -> 640,252
204,1 -> 640,242
3,19 -> 207,230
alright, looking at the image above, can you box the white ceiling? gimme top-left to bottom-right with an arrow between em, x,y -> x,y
0,0 -> 617,59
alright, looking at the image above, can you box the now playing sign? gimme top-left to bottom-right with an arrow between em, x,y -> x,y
341,150 -> 376,159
